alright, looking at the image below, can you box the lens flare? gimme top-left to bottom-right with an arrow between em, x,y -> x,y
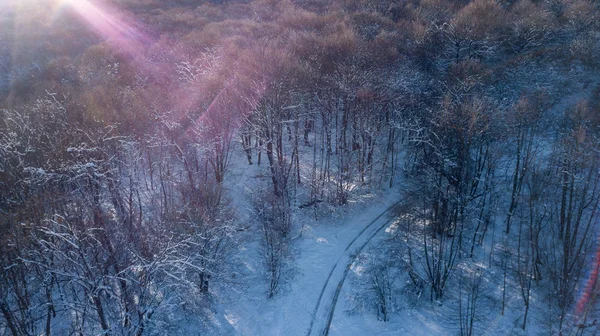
54,0 -> 149,57
573,230 -> 600,327
45,0 -> 262,135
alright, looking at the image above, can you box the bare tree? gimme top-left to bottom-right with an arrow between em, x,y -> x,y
458,267 -> 482,336
254,192 -> 291,298
545,102 -> 600,332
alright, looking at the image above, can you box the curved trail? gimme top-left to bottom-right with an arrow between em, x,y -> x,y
306,202 -> 401,336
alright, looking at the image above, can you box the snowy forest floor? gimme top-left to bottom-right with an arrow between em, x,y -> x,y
178,142 -> 576,336
210,144 -> 404,335
143,73 -> 600,335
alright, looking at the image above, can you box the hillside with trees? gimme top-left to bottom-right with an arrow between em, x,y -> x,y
2,0 -> 600,335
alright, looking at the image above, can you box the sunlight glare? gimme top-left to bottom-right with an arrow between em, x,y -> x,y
54,0 -> 147,57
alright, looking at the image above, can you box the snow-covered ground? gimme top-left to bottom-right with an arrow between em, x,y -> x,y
218,155 -> 403,335
194,103 -> 599,336
201,146 -> 531,336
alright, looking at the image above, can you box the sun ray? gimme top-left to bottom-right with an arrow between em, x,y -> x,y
44,0 -> 263,135
54,0 -> 149,58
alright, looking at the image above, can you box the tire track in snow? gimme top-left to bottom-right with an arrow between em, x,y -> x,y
306,202 -> 401,336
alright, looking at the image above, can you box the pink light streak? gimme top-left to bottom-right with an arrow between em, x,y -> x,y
573,230 -> 600,325
56,0 -> 150,61
56,0 -> 261,135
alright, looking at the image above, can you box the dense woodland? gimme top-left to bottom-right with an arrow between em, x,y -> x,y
2,0 -> 600,335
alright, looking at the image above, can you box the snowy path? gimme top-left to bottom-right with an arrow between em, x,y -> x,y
306,202 -> 401,336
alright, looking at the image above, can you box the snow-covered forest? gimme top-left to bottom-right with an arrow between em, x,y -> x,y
2,0 -> 600,335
